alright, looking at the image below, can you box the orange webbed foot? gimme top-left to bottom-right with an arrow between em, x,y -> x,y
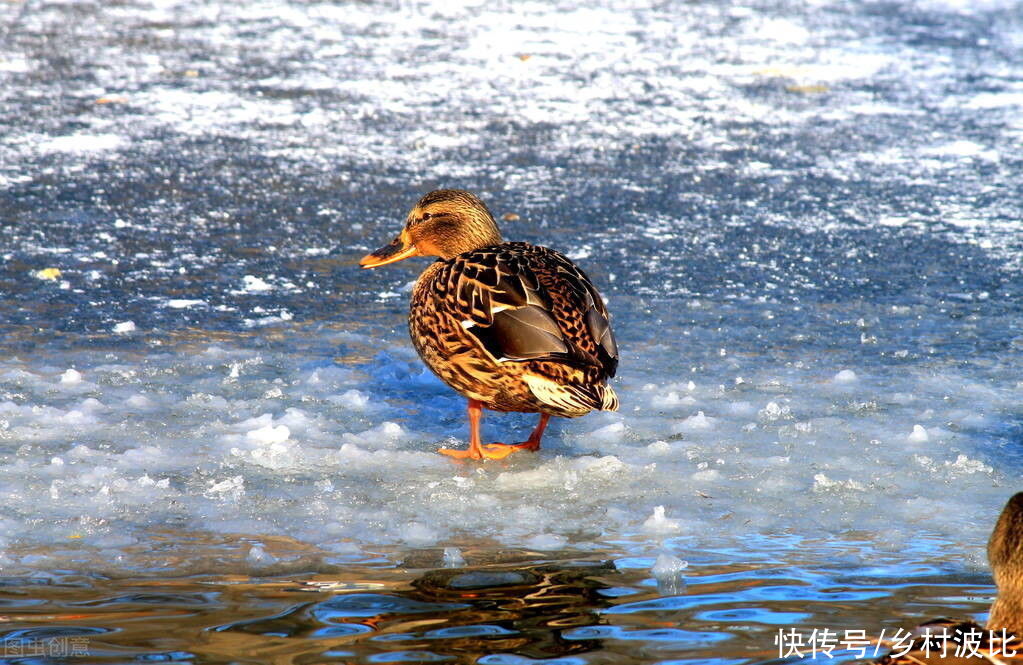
438,441 -> 539,461
438,446 -> 484,460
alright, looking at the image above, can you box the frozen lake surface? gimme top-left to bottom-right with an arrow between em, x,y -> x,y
2,0 -> 1023,661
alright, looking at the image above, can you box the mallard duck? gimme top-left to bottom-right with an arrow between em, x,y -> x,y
874,493 -> 1023,664
360,189 -> 618,460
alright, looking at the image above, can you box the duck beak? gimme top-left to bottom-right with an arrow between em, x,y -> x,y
360,230 -> 419,268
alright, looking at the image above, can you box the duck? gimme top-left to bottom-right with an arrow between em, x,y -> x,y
875,493 -> 1023,664
359,189 -> 619,460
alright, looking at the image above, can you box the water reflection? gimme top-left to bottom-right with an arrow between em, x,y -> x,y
0,548 -> 995,665
207,561 -> 618,663
398,564 -> 616,660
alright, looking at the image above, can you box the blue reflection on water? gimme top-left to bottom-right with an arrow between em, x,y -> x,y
367,651 -> 453,663
696,608 -> 812,625
562,625 -> 731,645
423,625 -> 518,638
605,586 -> 888,615
312,593 -> 470,621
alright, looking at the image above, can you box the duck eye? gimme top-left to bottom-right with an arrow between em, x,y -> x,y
420,212 -> 432,222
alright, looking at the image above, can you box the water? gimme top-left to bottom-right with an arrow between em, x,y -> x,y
2,0 -> 1022,662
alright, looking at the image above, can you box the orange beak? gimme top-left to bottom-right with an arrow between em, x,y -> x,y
359,230 -> 419,268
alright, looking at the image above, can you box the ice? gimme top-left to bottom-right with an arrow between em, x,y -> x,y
525,534 -> 569,551
332,390 -> 370,410
442,547 -> 466,568
674,411 -> 716,432
0,0 -> 1021,583
643,506 -> 682,535
207,476 -> 245,498
908,424 -> 931,443
246,423 -> 291,445
758,402 -> 792,422
832,370 -> 858,384
813,473 -> 867,493
38,134 -> 125,154
651,554 -> 688,595
400,523 -> 439,547
59,369 -> 82,386
246,545 -> 278,566
945,454 -> 993,475
166,299 -> 205,309
242,275 -> 272,292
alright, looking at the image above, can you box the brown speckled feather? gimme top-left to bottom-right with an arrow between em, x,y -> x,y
410,242 -> 618,418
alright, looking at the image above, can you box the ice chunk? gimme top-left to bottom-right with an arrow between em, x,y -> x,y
242,275 -> 272,292
643,506 -> 681,534
167,299 -> 205,308
647,440 -> 672,456
341,421 -> 405,449
60,368 -> 82,385
207,476 -> 245,498
813,473 -> 866,492
758,402 -> 792,421
525,533 -> 568,550
908,424 -> 930,443
588,421 -> 626,443
125,394 -> 152,409
246,423 -> 290,445
443,547 -> 466,568
247,545 -> 278,566
112,321 -> 136,333
651,553 -> 688,595
335,389 -> 369,410
675,411 -> 715,432
68,444 -> 94,459
944,454 -> 992,475
401,522 -> 438,547
652,391 -> 696,408
833,369 -> 858,383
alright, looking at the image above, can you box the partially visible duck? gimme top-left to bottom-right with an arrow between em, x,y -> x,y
876,493 -> 1023,664
360,189 -> 618,460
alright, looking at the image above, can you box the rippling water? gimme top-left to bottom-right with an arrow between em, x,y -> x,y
0,541 -> 995,664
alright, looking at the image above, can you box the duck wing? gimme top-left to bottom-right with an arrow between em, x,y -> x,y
432,243 -> 617,378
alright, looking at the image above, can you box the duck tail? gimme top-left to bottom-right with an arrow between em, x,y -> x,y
523,373 -> 618,416
598,383 -> 619,412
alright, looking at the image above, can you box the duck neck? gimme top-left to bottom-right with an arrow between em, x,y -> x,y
439,221 -> 502,259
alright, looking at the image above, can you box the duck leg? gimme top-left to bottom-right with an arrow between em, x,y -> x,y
439,403 -> 549,460
520,413 -> 550,451
439,399 -> 487,460
478,413 -> 550,459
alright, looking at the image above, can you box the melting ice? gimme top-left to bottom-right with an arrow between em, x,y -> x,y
1,0 -> 1022,576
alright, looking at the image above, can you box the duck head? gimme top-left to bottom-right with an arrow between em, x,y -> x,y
988,492 -> 1023,636
360,189 -> 504,267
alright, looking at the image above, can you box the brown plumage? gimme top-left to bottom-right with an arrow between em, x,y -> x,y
989,493 -> 1023,638
360,189 -> 618,460
874,493 -> 1023,665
